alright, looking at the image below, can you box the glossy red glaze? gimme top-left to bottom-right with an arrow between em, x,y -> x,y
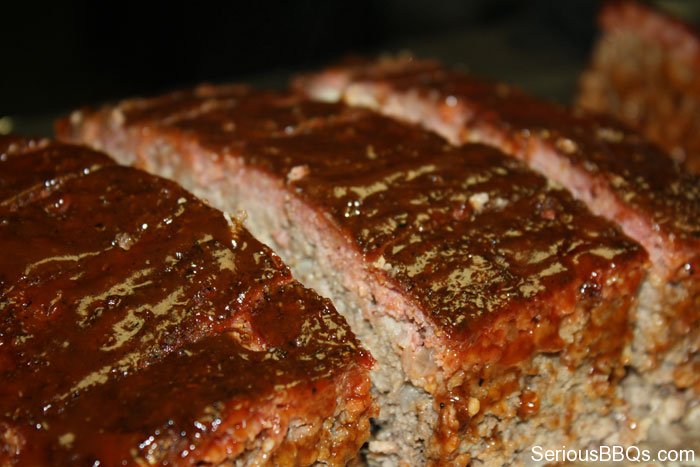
0,137 -> 371,465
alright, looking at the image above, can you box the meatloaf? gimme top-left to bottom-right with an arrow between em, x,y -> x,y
59,90 -> 646,465
578,0 -> 700,174
0,135 -> 374,466
295,56 -> 700,398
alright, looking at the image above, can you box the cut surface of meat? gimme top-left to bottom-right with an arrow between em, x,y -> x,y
578,0 -> 700,174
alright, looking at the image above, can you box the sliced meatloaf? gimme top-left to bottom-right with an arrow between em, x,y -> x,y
578,0 -> 700,174
59,91 -> 646,465
295,56 -> 700,398
0,135 -> 374,466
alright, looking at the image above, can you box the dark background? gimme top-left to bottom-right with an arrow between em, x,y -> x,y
2,0 -> 698,135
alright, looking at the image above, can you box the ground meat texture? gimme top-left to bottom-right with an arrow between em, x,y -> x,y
578,0 -> 700,174
59,93 -> 647,465
0,136 -> 374,466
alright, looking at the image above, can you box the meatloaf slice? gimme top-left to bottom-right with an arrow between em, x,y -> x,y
578,0 -> 700,174
59,92 -> 646,465
295,56 -> 700,395
0,136 -> 374,466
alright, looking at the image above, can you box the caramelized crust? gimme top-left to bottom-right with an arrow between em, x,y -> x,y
0,136 -> 374,465
296,56 -> 700,278
249,119 -> 644,348
60,90 -> 644,353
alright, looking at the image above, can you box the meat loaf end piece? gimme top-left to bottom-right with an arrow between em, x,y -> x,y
578,0 -> 700,174
0,136 -> 374,466
295,56 -> 700,396
59,92 -> 646,465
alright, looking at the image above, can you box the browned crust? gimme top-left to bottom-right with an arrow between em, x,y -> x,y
295,56 -> 700,276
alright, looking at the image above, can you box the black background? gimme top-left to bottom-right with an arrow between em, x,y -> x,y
2,0 -> 698,130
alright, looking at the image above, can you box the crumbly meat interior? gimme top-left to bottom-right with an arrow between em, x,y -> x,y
577,0 -> 700,174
